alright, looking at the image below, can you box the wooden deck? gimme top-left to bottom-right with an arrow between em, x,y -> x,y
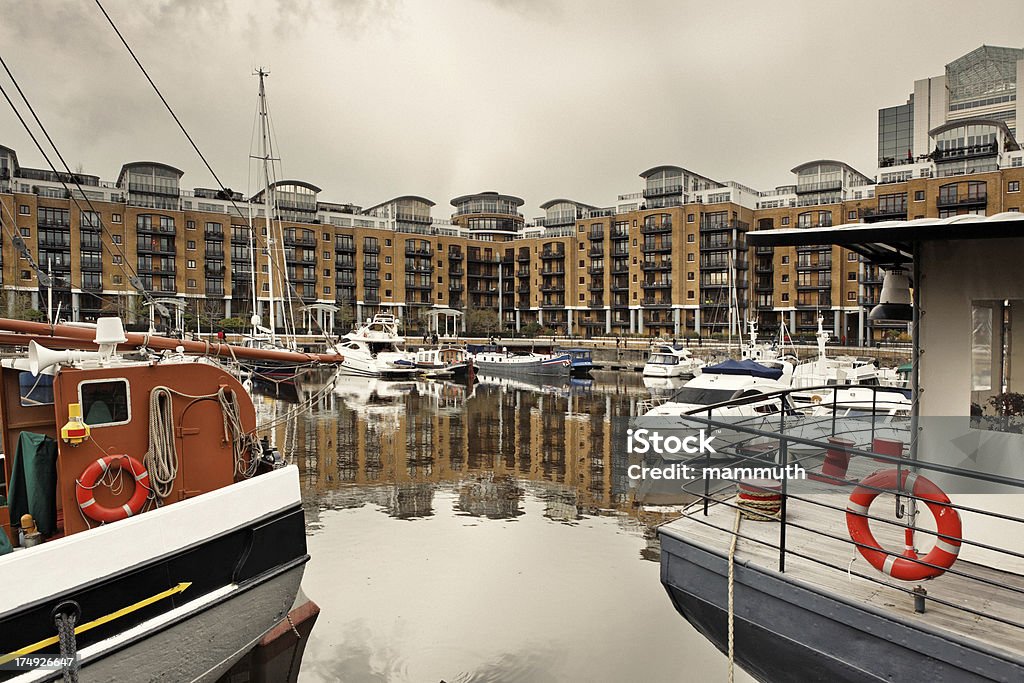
661,486 -> 1024,661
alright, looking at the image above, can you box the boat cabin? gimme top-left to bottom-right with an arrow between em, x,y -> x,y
0,351 -> 256,548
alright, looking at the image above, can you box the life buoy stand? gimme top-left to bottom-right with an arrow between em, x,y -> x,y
76,455 -> 152,524
846,469 -> 962,581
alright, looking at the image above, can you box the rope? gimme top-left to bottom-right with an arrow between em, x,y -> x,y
54,611 -> 80,682
727,507 -> 741,683
219,387 -> 262,478
143,387 -> 178,499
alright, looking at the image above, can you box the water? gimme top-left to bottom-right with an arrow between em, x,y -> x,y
256,371 -> 750,682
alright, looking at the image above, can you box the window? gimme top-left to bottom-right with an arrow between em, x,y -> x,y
848,271 -> 856,280
385,239 -> 392,247
112,275 -> 122,285
687,233 -> 695,243
782,274 -> 790,283
687,272 -> 694,280
187,278 -> 196,287
687,253 -> 694,262
848,252 -> 857,261
781,217 -> 790,226
385,273 -> 392,281
385,289 -> 392,297
19,205 -> 30,215
79,378 -> 131,427
781,293 -> 789,302
847,291 -> 856,301
781,255 -> 790,264
687,214 -> 694,223
323,232 -> 330,241
262,283 -> 269,291
914,190 -> 925,201
112,213 -> 122,223
19,227 -> 29,237
578,243 -> 584,251
187,220 -> 196,230
112,255 -> 122,265
1010,181 -> 1021,193
187,240 -> 196,250
187,260 -> 196,269
687,290 -> 694,299
112,235 -> 122,245
20,270 -> 30,280
323,269 -> 331,277
324,286 -> 330,294
971,300 -> 1024,432
848,211 -> 856,220
385,256 -> 392,264
323,251 -> 330,260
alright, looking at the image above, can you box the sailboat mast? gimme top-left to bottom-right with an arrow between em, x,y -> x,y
257,68 -> 277,345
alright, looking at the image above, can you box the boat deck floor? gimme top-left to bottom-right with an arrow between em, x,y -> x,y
661,470 -> 1024,662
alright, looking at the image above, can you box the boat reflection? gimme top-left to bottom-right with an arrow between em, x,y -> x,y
270,371 -> 696,528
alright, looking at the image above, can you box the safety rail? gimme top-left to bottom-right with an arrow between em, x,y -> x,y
647,384 -> 1024,638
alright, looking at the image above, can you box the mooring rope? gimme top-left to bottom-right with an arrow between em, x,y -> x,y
727,507 -> 741,683
54,611 -> 80,683
143,386 -> 178,499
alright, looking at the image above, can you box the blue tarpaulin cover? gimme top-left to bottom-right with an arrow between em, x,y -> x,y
701,359 -> 784,380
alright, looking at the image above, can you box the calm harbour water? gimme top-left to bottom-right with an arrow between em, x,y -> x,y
256,371 -> 752,683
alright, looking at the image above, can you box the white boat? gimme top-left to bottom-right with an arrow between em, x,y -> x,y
642,343 -> 705,378
332,313 -> 417,378
642,358 -> 794,418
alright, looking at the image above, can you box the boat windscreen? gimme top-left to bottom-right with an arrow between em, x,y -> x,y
668,387 -> 738,406
647,354 -> 680,365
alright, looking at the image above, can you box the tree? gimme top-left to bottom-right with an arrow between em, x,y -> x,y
466,308 -> 499,336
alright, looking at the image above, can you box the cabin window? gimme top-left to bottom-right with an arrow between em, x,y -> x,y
971,300 -> 1024,431
78,378 -> 131,427
19,372 -> 54,407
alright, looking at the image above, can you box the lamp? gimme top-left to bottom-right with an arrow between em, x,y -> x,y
868,267 -> 913,322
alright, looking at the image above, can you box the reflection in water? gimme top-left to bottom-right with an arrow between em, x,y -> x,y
260,370 -> 749,682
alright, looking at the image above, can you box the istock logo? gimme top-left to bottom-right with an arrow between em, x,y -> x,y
626,428 -> 716,455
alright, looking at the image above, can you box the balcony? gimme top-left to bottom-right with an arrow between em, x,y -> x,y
610,282 -> 629,292
755,281 -> 773,292
642,184 -> 683,199
335,241 -> 356,254
364,293 -> 380,304
405,247 -> 433,257
589,298 -> 605,308
931,142 -> 998,163
611,262 -> 630,274
516,253 -> 530,263
364,277 -> 381,288
540,250 -> 565,260
700,219 -> 748,233
540,301 -> 565,309
795,180 -> 843,195
540,283 -> 565,293
406,281 -> 432,290
405,263 -> 434,274
37,218 -> 70,230
641,298 -> 671,307
449,282 -> 464,291
204,227 -> 224,239
797,298 -> 832,309
363,244 -> 381,255
755,245 -> 774,254
284,234 -> 316,247
516,284 -> 531,294
80,261 -> 103,273
138,241 -> 176,256
335,259 -> 356,270
936,193 -> 988,209
587,265 -> 604,275
859,206 -> 907,223
448,266 -> 464,276
589,230 -> 604,240
642,242 -> 672,253
204,263 -> 225,276
641,260 -> 672,271
128,182 -> 180,197
588,246 -> 605,257
642,280 -> 671,290
755,263 -> 773,273
795,261 -> 832,271
540,267 -> 565,275
335,277 -> 355,287
205,286 -> 225,297
588,281 -> 604,292
137,223 -> 176,236
288,253 -> 317,266
640,222 -> 673,235
39,234 -> 71,248
610,228 -> 629,241
81,279 -> 103,292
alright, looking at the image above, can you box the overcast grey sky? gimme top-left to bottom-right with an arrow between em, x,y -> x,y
2,0 -> 1023,218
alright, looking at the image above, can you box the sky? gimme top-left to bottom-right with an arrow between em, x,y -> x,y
2,0 -> 1024,219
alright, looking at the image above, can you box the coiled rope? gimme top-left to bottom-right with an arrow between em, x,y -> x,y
143,387 -> 178,499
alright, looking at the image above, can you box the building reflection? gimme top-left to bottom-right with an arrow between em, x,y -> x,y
265,371 -> 676,526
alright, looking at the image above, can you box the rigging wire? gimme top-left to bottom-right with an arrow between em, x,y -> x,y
0,60 -> 151,305
93,0 -> 336,344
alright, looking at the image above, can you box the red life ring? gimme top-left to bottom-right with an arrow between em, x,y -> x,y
76,455 -> 152,524
846,469 -> 962,581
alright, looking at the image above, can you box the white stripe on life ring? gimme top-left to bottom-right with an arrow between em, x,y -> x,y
80,497 -> 96,509
122,504 -> 134,518
846,502 -> 870,515
882,554 -> 898,576
936,538 -> 961,555
96,458 -> 109,474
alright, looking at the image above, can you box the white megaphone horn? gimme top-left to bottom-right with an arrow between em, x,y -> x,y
28,341 -> 102,376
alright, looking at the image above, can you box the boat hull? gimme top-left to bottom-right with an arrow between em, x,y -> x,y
0,468 -> 310,683
471,359 -> 570,377
659,531 -> 1024,683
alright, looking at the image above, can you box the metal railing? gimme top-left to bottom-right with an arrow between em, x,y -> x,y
650,384 -> 1024,640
